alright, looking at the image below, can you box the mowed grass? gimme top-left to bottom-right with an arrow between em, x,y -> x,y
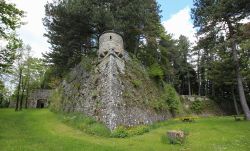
0,109 -> 250,151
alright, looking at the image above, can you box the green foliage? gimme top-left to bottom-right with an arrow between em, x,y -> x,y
162,84 -> 181,115
161,134 -> 169,144
41,67 -> 61,89
0,33 -> 23,74
0,1 -> 24,73
148,63 -> 164,79
127,125 -> 150,136
190,100 -> 204,114
111,126 -> 128,138
0,0 -> 24,38
150,99 -> 168,111
43,0 -> 162,74
168,136 -> 185,145
111,125 -> 150,138
80,55 -> 95,72
60,112 -> 110,137
49,89 -> 63,112
191,0 -> 250,113
131,79 -> 142,88
0,88 -> 9,107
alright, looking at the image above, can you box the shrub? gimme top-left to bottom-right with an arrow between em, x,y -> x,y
111,126 -> 128,138
168,135 -> 186,145
190,100 -> 204,114
148,63 -> 164,79
111,125 -> 150,138
0,98 -> 9,108
131,79 -> 142,88
150,99 -> 168,111
127,125 -> 150,136
162,84 -> 181,115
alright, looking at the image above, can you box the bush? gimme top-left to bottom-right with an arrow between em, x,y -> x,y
190,100 -> 204,114
0,98 -> 9,108
127,125 -> 150,136
150,99 -> 168,111
111,125 -> 150,138
131,79 -> 142,88
162,84 -> 181,115
111,126 -> 128,138
148,63 -> 164,79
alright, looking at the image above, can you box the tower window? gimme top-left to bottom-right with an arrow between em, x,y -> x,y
110,36 -> 112,40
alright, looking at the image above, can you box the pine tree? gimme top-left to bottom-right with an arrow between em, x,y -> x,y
192,0 -> 250,119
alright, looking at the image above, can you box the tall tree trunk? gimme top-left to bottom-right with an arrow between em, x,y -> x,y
187,72 -> 191,96
232,86 -> 239,115
19,77 -> 27,111
25,79 -> 30,109
15,68 -> 22,111
227,20 -> 250,120
197,50 -> 201,96
232,42 -> 250,119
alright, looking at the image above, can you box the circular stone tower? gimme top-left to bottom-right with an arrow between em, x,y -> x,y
98,31 -> 124,58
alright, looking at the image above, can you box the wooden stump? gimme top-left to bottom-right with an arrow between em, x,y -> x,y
167,130 -> 185,144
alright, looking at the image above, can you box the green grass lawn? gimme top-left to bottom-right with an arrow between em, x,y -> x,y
0,109 -> 250,151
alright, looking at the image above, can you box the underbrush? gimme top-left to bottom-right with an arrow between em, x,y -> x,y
58,112 -> 111,137
111,125 -> 150,138
57,112 -> 179,138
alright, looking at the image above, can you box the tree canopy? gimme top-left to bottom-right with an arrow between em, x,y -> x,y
43,0 -> 162,74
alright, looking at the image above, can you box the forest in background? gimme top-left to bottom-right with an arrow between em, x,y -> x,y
0,0 -> 250,117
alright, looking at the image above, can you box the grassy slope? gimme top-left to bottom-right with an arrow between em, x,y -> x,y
0,109 -> 250,151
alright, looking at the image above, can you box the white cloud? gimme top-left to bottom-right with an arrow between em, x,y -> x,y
162,7 -> 196,44
9,0 -> 52,58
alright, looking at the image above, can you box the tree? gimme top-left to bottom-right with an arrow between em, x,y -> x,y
0,0 -> 24,38
0,32 -> 22,75
43,0 -> 162,74
0,0 -> 24,76
192,0 -> 250,119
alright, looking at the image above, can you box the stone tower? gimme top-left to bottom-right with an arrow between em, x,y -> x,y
98,31 -> 124,59
59,31 -> 170,131
97,31 -> 125,130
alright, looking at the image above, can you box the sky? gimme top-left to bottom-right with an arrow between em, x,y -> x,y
9,0 -> 196,58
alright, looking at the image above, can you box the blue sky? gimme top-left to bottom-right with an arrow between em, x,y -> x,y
157,0 -> 194,21
10,0 -> 196,57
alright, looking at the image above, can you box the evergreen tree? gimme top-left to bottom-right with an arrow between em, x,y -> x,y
192,0 -> 250,119
43,0 -> 162,74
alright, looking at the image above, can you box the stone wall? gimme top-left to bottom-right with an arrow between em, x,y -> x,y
9,89 -> 52,108
27,89 -> 52,108
55,31 -> 171,130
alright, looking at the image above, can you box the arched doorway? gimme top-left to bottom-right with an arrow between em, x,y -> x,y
36,99 -> 46,108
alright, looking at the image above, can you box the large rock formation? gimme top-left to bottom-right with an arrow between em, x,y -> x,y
55,31 -> 171,130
